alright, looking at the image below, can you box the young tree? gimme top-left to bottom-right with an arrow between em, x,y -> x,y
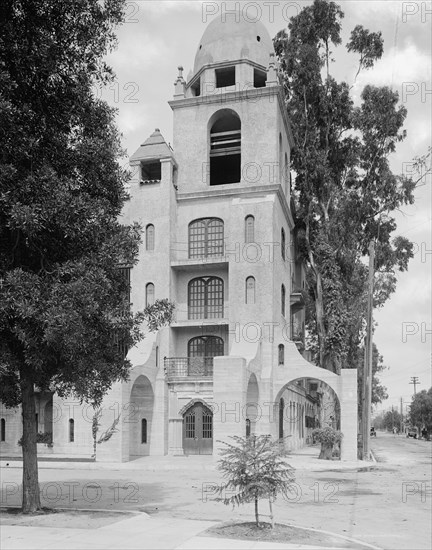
0,0 -> 173,512
217,435 -> 295,528
274,0 -> 417,373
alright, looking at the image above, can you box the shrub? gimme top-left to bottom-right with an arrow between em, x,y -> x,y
312,427 -> 343,460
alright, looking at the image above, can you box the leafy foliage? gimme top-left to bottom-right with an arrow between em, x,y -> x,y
0,0 -> 173,512
409,388 -> 432,432
217,435 -> 295,527
312,426 -> 343,446
274,0 -> 418,373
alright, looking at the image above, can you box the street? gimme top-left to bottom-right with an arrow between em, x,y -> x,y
1,432 -> 431,549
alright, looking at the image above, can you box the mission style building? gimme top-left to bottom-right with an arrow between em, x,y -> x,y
0,16 -> 358,462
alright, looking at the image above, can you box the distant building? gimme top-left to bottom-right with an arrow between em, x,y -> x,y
0,14 -> 357,462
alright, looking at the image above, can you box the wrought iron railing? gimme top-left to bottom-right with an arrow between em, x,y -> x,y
164,357 -> 213,380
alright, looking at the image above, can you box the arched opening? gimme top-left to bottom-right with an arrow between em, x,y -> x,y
278,344 -> 285,365
146,282 -> 155,306
246,374 -> 259,436
129,375 -> 154,458
275,378 -> 341,454
188,276 -> 224,319
182,401 -> 213,455
187,335 -> 224,376
209,109 -> 241,185
145,224 -> 155,251
245,215 -> 255,243
245,276 -> 255,304
69,419 -> 74,442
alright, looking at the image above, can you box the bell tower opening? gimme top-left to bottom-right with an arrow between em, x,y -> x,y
209,109 -> 241,186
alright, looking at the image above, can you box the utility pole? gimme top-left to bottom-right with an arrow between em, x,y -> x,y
362,240 -> 375,460
400,397 -> 404,432
409,376 -> 420,395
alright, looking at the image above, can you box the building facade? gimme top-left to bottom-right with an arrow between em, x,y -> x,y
0,15 -> 357,462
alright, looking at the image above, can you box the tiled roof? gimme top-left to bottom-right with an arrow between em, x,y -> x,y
130,129 -> 174,162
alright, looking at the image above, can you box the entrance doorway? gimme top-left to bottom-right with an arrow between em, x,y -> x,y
183,402 -> 213,455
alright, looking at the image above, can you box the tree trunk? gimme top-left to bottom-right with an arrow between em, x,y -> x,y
313,269 -> 327,370
254,497 -> 259,527
268,497 -> 274,528
20,369 -> 41,512
318,443 -> 333,460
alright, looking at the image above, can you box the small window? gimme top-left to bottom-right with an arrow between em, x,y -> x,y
191,78 -> 200,97
245,215 -> 254,243
281,228 -> 286,260
215,66 -> 235,88
141,161 -> 161,182
246,418 -> 251,437
281,284 -> 286,316
278,344 -> 285,365
254,68 -> 266,88
245,276 -> 256,304
279,398 -> 284,439
69,419 -> 74,442
155,346 -> 159,368
146,283 -> 155,306
1,418 -> 5,442
146,224 -> 155,251
141,419 -> 147,443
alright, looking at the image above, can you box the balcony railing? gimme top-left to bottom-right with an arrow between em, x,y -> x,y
164,357 -> 213,380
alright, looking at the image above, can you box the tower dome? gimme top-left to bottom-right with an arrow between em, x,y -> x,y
193,13 -> 274,76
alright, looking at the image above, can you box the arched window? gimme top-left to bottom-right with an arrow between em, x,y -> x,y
281,228 -> 286,260
155,346 -> 159,368
188,336 -> 224,358
146,283 -> 155,306
278,344 -> 285,365
188,277 -> 223,319
246,418 -> 251,437
141,419 -> 147,444
210,110 -> 241,185
279,398 -> 284,439
189,218 -> 224,258
69,419 -> 74,443
245,215 -> 255,243
281,284 -> 286,316
1,418 -> 5,442
145,224 -> 155,251
245,276 -> 255,304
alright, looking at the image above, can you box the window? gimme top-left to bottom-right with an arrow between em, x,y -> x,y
246,418 -> 251,437
279,398 -> 284,439
146,283 -> 155,306
191,77 -> 200,97
145,224 -> 155,251
254,68 -> 266,88
189,218 -> 224,258
141,161 -> 161,182
185,411 -> 195,438
245,276 -> 255,304
188,277 -> 223,319
281,284 -> 286,316
245,215 -> 254,243
1,418 -> 5,442
202,410 -> 212,439
155,346 -> 159,368
69,419 -> 74,442
210,110 -> 241,185
188,336 -> 224,358
119,266 -> 131,311
278,344 -> 285,365
215,66 -> 235,88
281,228 -> 286,260
141,419 -> 147,444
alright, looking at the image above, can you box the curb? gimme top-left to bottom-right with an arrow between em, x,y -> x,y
287,523 -> 383,550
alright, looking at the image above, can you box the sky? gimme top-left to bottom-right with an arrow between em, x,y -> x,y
102,0 -> 431,413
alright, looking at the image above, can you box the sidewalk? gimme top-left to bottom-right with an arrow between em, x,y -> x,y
1,512 -> 380,550
1,445 -> 371,472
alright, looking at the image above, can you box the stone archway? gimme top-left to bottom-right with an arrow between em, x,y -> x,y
129,375 -> 154,458
245,373 -> 259,437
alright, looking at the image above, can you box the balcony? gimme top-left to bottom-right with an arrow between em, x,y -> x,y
164,356 -> 214,381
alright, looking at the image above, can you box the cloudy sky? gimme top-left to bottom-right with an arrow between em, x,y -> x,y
103,0 -> 431,413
